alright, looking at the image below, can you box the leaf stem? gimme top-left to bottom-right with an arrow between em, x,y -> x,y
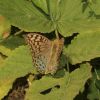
97,89 -> 100,100
94,68 -> 100,80
55,29 -> 59,39
14,30 -> 23,35
66,59 -> 70,72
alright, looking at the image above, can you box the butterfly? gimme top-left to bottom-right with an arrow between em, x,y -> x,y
23,33 -> 64,74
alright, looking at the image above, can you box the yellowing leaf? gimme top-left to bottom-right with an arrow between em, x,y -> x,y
25,63 -> 92,100
0,46 -> 34,99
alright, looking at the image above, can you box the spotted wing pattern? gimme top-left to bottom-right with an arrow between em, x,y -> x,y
23,33 -> 51,73
23,33 -> 64,74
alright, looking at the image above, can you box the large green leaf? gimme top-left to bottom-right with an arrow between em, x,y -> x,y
32,0 -> 48,14
0,0 -> 100,37
25,63 -> 92,100
0,46 -> 34,99
64,31 -> 100,64
57,0 -> 100,36
0,0 -> 54,33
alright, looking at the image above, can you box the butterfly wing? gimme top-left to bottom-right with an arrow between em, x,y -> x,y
23,33 -> 52,73
45,38 -> 64,74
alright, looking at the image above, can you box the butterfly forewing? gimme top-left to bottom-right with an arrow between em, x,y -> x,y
23,33 -> 52,73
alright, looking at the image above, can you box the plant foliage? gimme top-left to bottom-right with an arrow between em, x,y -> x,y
0,0 -> 100,100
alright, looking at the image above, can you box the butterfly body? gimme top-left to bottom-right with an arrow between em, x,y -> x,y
24,33 -> 64,74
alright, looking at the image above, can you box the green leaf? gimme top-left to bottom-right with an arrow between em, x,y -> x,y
94,68 -> 100,90
0,36 -> 25,57
0,36 -> 25,50
0,0 -> 100,37
64,32 -> 100,64
95,79 -> 100,90
0,46 -> 34,99
47,0 -> 60,23
0,0 -> 54,33
87,70 -> 100,100
0,54 -> 4,65
0,45 -> 11,57
32,0 -> 48,14
87,82 -> 100,100
25,63 -> 92,100
57,0 -> 100,36
59,54 -> 67,67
